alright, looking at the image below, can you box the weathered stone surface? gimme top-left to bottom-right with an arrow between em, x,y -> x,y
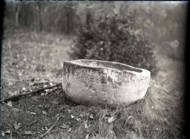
62,59 -> 151,107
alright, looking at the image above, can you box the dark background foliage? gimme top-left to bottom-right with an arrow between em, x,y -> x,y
71,12 -> 158,75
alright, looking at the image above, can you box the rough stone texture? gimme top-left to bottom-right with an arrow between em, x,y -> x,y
62,59 -> 151,107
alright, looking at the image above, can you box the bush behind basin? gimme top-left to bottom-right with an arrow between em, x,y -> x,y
70,12 -> 158,76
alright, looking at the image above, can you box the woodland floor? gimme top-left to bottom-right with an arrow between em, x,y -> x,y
1,30 -> 186,139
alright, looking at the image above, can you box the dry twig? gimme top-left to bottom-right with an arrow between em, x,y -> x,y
38,116 -> 61,139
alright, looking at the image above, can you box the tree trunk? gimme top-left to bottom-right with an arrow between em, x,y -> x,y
86,9 -> 93,28
66,11 -> 70,35
15,2 -> 20,28
37,2 -> 43,32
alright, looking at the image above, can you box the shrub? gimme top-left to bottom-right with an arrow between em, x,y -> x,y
70,12 -> 158,76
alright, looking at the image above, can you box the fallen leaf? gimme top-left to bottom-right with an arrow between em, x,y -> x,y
42,127 -> 48,131
22,87 -> 27,91
84,122 -> 88,129
71,115 -> 75,119
24,131 -> 33,135
12,91 -> 18,96
44,89 -> 50,94
44,104 -> 49,108
79,113 -> 85,117
43,84 -> 49,88
42,111 -> 47,115
30,112 -> 37,115
60,123 -> 70,129
52,99 -> 59,104
13,122 -> 21,130
49,82 -> 53,86
8,82 -> 14,86
76,117 -> 81,122
89,114 -> 94,119
1,131 -> 5,136
23,58 -> 27,61
41,79 -> 48,83
68,128 -> 72,132
47,74 -> 50,77
85,134 -> 89,139
170,40 -> 179,49
5,129 -> 11,134
7,101 -> 12,107
29,82 -> 34,86
108,117 -> 115,124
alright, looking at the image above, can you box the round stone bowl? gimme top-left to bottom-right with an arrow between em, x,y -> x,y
62,59 -> 151,107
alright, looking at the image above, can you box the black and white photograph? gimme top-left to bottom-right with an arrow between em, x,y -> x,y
0,1 -> 189,139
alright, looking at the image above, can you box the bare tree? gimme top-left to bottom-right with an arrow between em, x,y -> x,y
37,2 -> 43,31
15,1 -> 20,28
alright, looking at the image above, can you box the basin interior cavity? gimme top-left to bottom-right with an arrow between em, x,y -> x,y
70,59 -> 142,73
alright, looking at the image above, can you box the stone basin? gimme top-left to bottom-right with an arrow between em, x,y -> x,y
62,59 -> 151,107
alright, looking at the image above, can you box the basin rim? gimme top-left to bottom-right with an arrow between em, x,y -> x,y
63,59 -> 150,77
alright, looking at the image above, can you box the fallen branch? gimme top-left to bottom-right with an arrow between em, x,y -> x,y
0,83 -> 62,104
38,116 -> 61,139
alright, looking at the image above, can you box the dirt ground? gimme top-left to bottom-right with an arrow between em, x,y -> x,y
1,30 -> 186,139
